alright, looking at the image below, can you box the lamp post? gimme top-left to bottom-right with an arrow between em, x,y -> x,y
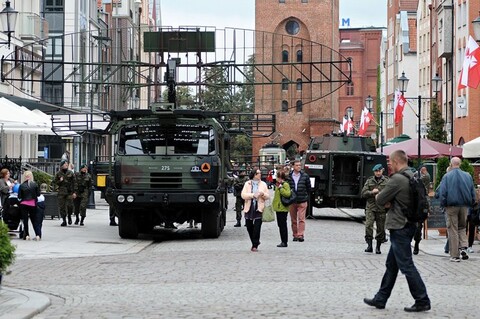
472,13 -> 480,41
397,71 -> 442,165
0,1 -> 18,48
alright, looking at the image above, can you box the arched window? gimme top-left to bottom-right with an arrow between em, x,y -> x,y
296,100 -> 303,113
281,100 -> 288,112
282,78 -> 289,90
296,78 -> 302,90
296,50 -> 303,62
282,50 -> 289,63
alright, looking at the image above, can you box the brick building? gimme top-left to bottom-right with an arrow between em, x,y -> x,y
339,28 -> 384,141
253,0 -> 340,160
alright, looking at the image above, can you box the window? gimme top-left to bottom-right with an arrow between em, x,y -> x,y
282,50 -> 289,63
296,50 -> 303,62
279,0 -> 285,3
296,79 -> 302,90
296,100 -> 303,113
282,78 -> 289,90
285,20 -> 300,35
281,100 -> 288,112
346,82 -> 354,96
301,0 -> 308,3
45,0 -> 64,11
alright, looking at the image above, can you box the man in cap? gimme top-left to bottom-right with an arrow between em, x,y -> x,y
361,163 -> 389,253
54,160 -> 76,226
73,164 -> 93,226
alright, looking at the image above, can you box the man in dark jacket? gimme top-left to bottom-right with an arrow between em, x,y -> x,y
438,157 -> 476,262
288,160 -> 311,242
364,150 -> 431,312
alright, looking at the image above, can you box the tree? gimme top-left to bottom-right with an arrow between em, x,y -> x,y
435,157 -> 450,189
161,85 -> 196,108
460,159 -> 475,182
426,101 -> 447,143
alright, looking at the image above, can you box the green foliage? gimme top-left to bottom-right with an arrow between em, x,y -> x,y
161,86 -> 196,108
460,159 -> 475,182
426,102 -> 447,143
435,157 -> 450,189
230,135 -> 252,162
0,221 -> 16,273
32,171 -> 52,191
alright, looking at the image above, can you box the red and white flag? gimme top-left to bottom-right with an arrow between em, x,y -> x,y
458,35 -> 480,89
358,107 -> 374,136
394,90 -> 406,124
341,116 -> 348,133
346,117 -> 354,135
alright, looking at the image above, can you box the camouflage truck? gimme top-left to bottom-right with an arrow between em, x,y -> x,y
302,134 -> 387,211
76,107 -> 274,239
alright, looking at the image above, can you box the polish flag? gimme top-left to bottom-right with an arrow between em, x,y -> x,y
394,90 -> 406,124
342,116 -> 348,133
458,35 -> 480,89
358,107 -> 374,136
346,117 -> 354,135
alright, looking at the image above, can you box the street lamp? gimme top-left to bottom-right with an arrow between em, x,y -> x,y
0,1 -> 18,48
397,71 -> 442,165
365,95 -> 374,112
472,12 -> 480,41
346,106 -> 354,119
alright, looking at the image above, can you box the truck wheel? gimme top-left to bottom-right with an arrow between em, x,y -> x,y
201,210 -> 222,238
118,209 -> 138,239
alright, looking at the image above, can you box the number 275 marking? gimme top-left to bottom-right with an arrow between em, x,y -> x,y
161,166 -> 170,171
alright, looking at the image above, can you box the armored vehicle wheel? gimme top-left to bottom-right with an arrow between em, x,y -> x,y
201,209 -> 222,238
118,209 -> 139,239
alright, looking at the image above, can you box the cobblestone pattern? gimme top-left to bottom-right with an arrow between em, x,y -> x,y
4,194 -> 480,318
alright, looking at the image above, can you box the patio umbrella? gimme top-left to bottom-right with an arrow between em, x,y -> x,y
378,138 -> 462,159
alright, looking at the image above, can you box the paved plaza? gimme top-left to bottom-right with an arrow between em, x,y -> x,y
1,193 -> 479,318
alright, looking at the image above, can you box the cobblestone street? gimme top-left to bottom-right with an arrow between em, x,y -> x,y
2,194 -> 480,318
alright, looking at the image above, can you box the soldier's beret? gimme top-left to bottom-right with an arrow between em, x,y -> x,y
372,164 -> 384,171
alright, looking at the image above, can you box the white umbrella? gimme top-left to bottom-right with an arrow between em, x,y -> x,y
462,137 -> 480,158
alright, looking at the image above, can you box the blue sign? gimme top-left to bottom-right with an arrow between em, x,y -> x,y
341,18 -> 350,27
44,146 -> 49,159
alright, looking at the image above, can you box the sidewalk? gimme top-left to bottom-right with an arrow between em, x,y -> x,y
0,203 -> 456,319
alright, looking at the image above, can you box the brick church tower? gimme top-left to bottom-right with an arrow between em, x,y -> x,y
254,0 -> 340,160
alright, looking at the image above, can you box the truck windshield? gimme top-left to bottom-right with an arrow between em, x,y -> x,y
117,123 -> 216,156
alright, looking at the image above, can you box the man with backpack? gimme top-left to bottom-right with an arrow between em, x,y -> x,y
437,157 -> 476,262
364,150 -> 430,312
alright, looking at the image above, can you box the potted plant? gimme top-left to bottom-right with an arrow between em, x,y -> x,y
0,221 -> 16,286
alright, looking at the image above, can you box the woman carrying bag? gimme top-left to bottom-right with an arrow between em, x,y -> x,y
272,171 -> 292,247
18,171 -> 41,240
241,167 -> 270,252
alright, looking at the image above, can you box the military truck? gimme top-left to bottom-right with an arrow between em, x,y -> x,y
303,134 -> 387,210
55,106 -> 275,239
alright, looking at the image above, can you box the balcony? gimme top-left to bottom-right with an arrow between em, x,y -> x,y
17,12 -> 49,42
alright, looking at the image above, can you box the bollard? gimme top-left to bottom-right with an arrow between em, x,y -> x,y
87,186 -> 96,209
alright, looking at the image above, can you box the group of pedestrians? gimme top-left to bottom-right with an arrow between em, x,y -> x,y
54,160 -> 93,227
233,159 -> 311,252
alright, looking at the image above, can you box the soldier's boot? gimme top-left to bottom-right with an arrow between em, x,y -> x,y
375,241 -> 381,254
413,241 -> 420,255
67,215 -> 72,225
109,217 -> 118,226
365,239 -> 373,253
234,220 -> 241,227
74,214 -> 80,225
80,216 -> 85,226
61,217 -> 67,227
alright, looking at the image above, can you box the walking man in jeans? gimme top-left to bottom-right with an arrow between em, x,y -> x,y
438,157 -> 476,262
364,150 -> 431,312
288,160 -> 311,242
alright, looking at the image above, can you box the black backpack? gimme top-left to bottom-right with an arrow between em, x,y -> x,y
400,171 -> 428,223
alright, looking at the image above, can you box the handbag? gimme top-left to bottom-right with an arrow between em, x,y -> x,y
262,201 -> 275,222
280,184 -> 297,206
471,207 -> 480,225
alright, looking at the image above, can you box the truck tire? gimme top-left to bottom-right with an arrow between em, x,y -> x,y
118,209 -> 139,239
201,209 -> 222,238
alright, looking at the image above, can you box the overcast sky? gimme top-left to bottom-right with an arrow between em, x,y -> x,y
159,0 -> 387,29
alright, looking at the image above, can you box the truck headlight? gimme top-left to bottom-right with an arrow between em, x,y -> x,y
126,195 -> 134,203
117,195 -> 125,203
207,195 -> 215,203
198,195 -> 206,203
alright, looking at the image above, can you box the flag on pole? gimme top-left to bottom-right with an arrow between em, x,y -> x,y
458,35 -> 480,89
346,117 -> 354,135
358,107 -> 374,136
341,116 -> 347,133
394,90 -> 406,124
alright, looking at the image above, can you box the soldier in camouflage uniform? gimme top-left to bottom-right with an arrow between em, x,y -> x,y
413,166 -> 431,254
73,164 -> 93,226
361,164 -> 389,254
54,160 -> 76,227
233,169 -> 249,227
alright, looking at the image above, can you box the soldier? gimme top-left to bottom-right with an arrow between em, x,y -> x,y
361,163 -> 389,254
73,164 -> 93,226
54,160 -> 76,227
413,166 -> 431,254
233,168 -> 249,227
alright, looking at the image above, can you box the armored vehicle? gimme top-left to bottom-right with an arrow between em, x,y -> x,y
303,134 -> 387,210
